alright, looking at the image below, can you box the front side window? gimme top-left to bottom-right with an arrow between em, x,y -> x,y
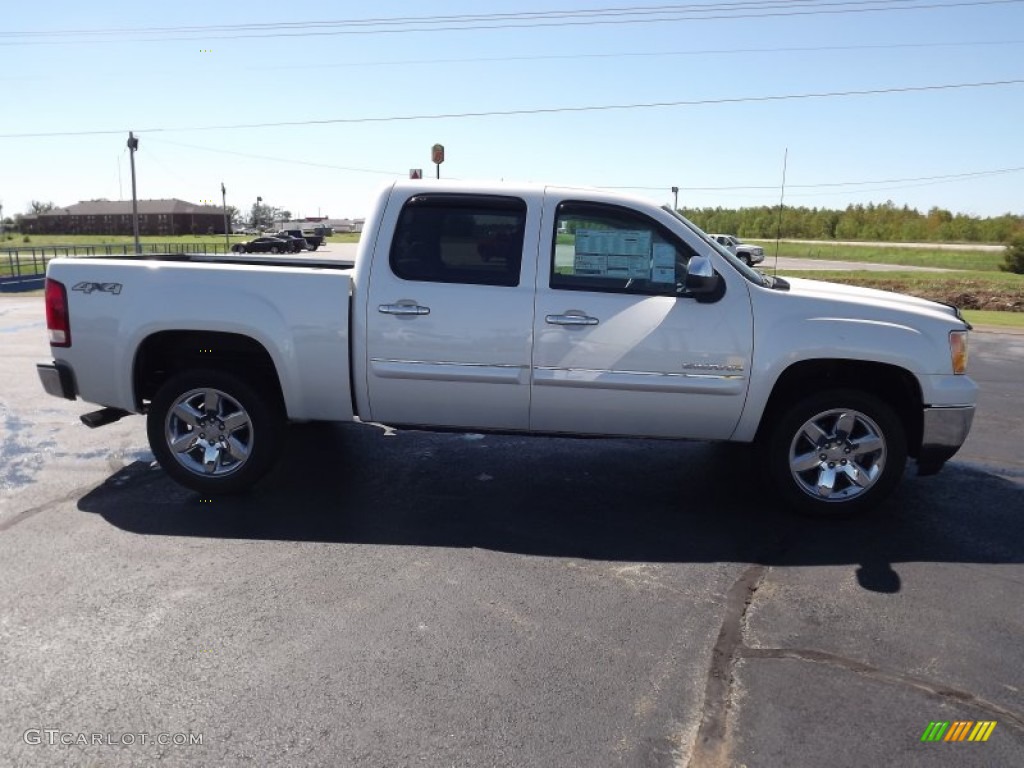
390,194 -> 526,287
551,202 -> 697,296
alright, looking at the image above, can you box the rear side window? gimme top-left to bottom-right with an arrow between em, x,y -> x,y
390,194 -> 526,287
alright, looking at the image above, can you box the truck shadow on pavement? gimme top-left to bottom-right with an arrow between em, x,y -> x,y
78,422 -> 1023,593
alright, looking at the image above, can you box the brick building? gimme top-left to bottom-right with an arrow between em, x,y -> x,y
22,199 -> 228,236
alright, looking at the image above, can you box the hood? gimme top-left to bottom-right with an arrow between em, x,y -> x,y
780,276 -> 967,327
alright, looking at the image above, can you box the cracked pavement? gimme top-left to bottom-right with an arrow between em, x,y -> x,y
1,296 -> 1022,766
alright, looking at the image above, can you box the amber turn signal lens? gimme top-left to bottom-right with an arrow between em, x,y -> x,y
949,330 -> 968,374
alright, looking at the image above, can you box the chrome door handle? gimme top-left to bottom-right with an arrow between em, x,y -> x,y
545,313 -> 599,326
379,303 -> 430,316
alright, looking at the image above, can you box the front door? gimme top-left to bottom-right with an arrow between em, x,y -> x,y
365,192 -> 539,430
530,198 -> 753,440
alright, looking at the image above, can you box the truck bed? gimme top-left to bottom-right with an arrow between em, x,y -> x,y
44,255 -> 355,423
60,253 -> 355,270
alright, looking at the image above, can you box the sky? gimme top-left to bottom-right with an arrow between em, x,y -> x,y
2,0 -> 1023,222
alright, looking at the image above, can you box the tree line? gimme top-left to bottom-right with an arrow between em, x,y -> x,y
680,201 -> 1024,244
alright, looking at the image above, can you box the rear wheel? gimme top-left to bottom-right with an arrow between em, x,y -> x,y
235,245 -> 247,253
147,369 -> 284,494
766,389 -> 906,517
269,246 -> 280,254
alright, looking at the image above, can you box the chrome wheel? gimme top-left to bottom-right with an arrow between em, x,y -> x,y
788,407 -> 886,502
164,387 -> 253,477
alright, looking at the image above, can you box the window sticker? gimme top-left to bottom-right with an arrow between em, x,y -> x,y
651,242 -> 677,283
573,229 -> 653,279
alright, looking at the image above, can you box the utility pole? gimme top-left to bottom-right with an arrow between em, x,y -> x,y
671,186 -> 679,211
127,132 -> 141,254
255,195 -> 262,231
221,182 -> 230,251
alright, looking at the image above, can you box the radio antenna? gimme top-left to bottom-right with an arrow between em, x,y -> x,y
773,147 -> 788,275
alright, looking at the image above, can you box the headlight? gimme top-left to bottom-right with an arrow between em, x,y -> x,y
949,330 -> 968,374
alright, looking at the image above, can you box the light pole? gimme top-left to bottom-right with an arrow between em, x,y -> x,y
255,196 -> 262,231
221,182 -> 230,251
671,186 -> 679,211
127,132 -> 141,254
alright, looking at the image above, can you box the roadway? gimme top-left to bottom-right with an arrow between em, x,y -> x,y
1,296 -> 1021,767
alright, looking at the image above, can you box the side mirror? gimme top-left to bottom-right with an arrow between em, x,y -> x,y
684,254 -> 722,296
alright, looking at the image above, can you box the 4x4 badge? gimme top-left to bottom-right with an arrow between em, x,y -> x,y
72,282 -> 122,295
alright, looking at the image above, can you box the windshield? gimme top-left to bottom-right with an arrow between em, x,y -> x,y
662,206 -> 769,286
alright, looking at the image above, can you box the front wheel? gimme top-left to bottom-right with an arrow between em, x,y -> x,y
765,389 -> 906,517
147,369 -> 284,494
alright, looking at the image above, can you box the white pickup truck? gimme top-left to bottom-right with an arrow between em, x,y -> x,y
37,180 -> 976,516
707,234 -> 765,266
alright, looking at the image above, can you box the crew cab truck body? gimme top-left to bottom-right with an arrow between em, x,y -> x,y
37,180 -> 976,516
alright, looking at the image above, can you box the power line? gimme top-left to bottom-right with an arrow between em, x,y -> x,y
608,166 -> 1024,191
0,0 -> 943,36
148,137 -> 1024,191
145,137 -> 403,177
3,77 -> 1021,139
1,1 -> 854,36
1,0 -> 1019,44
7,39 -> 1020,83
610,164 -> 1024,188
126,137 -> 1024,205
244,38 -> 1024,72
138,136 -> 1024,203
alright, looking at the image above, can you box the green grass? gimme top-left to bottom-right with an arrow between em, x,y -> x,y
325,233 -> 360,244
962,309 -> 1024,328
1,233 -> 250,247
0,235 -> 243,277
0,232 -> 363,276
751,240 -> 1004,271
777,269 -> 1024,314
776,268 -> 1023,284
1,232 -> 362,249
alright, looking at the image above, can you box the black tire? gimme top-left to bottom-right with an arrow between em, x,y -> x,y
270,246 -> 280,254
740,254 -> 751,266
309,244 -> 319,251
147,369 -> 284,494
765,389 -> 906,518
236,245 -> 247,254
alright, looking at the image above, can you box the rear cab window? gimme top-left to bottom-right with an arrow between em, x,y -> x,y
389,194 -> 527,287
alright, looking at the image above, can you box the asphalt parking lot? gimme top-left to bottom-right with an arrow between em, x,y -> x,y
1,296 -> 1022,767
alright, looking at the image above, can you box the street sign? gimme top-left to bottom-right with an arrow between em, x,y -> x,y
431,144 -> 445,165
410,169 -> 423,179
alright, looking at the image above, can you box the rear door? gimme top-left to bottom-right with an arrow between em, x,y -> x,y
530,196 -> 754,439
364,192 -> 539,430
